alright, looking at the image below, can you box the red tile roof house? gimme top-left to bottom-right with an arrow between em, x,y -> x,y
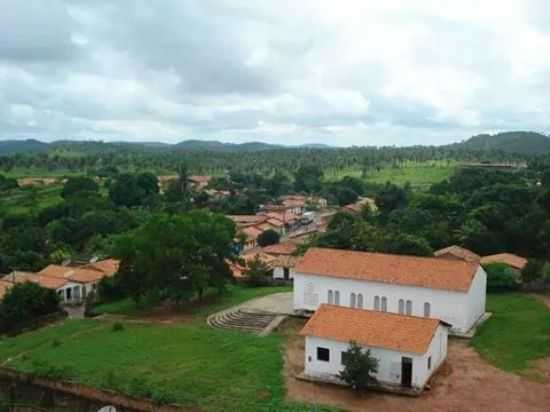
480,253 -> 528,271
263,240 -> 300,281
434,245 -> 481,263
6,271 -> 83,304
293,248 -> 487,336
300,305 -> 450,393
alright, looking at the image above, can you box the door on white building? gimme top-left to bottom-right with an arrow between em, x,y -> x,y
401,357 -> 412,387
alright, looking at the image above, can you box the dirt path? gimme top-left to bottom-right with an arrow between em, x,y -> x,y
284,320 -> 550,412
531,293 -> 550,309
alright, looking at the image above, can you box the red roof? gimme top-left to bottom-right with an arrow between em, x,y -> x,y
263,241 -> 298,256
435,246 -> 480,262
481,253 -> 527,270
295,247 -> 479,292
300,305 -> 445,354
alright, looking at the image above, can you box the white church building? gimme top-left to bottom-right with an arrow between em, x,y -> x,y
293,248 -> 487,335
300,304 -> 449,391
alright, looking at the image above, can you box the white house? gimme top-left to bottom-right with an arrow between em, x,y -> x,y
263,241 -> 300,281
301,304 -> 449,391
293,248 -> 487,334
8,271 -> 84,304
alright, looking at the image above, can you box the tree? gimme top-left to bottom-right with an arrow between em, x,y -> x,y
375,182 -> 407,215
521,259 -> 544,284
243,255 -> 272,286
0,174 -> 18,192
257,229 -> 280,247
114,211 -> 236,303
334,187 -> 359,207
294,165 -> 323,193
382,233 -> 433,256
0,282 -> 60,332
61,176 -> 99,199
483,263 -> 520,291
339,341 -> 379,391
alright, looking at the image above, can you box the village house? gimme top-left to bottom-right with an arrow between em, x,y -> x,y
293,248 -> 487,335
188,175 -> 212,191
480,253 -> 527,271
7,271 -> 83,304
300,304 -> 449,391
434,245 -> 481,262
341,197 -> 377,216
263,240 -> 300,281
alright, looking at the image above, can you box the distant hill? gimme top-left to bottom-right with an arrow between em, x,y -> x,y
0,139 -> 50,155
452,131 -> 550,155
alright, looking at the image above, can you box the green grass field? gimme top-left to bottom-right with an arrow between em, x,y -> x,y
0,286 -> 333,412
472,293 -> 550,372
324,161 -> 456,189
0,185 -> 64,215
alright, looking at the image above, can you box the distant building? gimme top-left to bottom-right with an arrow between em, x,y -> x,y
263,240 -> 300,280
341,197 -> 377,216
480,253 -> 527,271
434,245 -> 480,263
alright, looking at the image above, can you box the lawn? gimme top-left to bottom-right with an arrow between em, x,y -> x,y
324,161 -> 456,189
0,185 -> 64,216
0,286 -> 331,412
472,293 -> 550,372
93,284 -> 293,318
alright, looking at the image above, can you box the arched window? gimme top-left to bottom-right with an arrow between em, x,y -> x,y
334,291 -> 340,305
357,294 -> 364,309
374,295 -> 380,311
350,293 -> 356,308
398,299 -> 405,314
424,302 -> 431,318
381,297 -> 388,312
328,290 -> 334,304
406,300 -> 413,315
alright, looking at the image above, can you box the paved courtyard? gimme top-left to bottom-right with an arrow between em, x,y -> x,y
237,291 -> 294,315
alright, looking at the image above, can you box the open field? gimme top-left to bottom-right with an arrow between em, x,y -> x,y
0,185 -> 64,215
324,161 -> 456,189
0,286 -> 332,412
472,293 -> 550,373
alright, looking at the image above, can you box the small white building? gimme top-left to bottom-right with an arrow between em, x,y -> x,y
294,248 -> 487,334
263,241 -> 300,281
301,304 -> 449,391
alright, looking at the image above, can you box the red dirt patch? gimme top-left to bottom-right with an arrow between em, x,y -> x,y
284,319 -> 550,412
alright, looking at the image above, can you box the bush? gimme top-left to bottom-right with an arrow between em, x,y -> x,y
483,263 -> 520,291
522,259 -> 544,283
243,256 -> 272,286
112,322 -> 125,332
339,341 -> 379,391
0,282 -> 61,332
98,275 -> 125,302
257,229 -> 280,247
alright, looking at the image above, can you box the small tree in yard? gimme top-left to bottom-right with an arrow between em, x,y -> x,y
257,229 -> 280,247
243,256 -> 272,286
339,341 -> 379,391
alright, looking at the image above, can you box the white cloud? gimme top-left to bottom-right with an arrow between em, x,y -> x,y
0,0 -> 549,145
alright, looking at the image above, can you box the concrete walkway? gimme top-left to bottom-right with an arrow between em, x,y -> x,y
237,292 -> 294,315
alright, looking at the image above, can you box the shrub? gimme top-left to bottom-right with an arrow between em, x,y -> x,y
339,341 -> 379,391
522,259 -> 544,283
483,263 -> 520,292
112,322 -> 125,332
257,229 -> 280,247
243,256 -> 272,287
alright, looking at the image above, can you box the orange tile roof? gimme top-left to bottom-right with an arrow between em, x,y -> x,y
300,305 -> 444,354
273,255 -> 298,268
83,259 -> 120,277
342,197 -> 377,214
263,241 -> 298,256
295,248 -> 479,292
38,265 -> 106,284
10,271 -> 69,290
241,226 -> 263,240
435,246 -> 480,262
481,253 -> 527,270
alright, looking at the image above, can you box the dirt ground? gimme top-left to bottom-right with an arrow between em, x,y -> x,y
283,319 -> 550,412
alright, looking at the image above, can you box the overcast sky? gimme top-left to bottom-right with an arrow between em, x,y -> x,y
1,1 -> 550,147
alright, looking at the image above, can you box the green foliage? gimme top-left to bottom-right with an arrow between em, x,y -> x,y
108,173 -> 158,207
483,263 -> 520,291
521,259 -> 544,283
294,164 -> 323,193
114,210 -> 236,303
375,182 -> 408,215
61,176 -> 99,199
112,322 -> 125,332
243,255 -> 273,286
0,282 -> 60,332
339,341 -> 379,391
0,174 -> 18,192
257,229 -> 280,247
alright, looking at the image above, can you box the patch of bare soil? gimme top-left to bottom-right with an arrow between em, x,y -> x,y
284,320 -> 550,412
531,293 -> 550,309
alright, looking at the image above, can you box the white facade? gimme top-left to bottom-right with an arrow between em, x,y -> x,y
294,266 -> 486,334
304,324 -> 448,390
56,281 -> 85,304
273,266 -> 295,280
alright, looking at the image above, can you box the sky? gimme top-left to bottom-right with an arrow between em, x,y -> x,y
1,0 -> 550,147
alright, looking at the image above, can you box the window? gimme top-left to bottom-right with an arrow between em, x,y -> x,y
381,297 -> 388,312
357,294 -> 364,309
374,295 -> 380,311
317,347 -> 330,362
406,300 -> 413,315
341,351 -> 350,365
398,299 -> 405,314
427,356 -> 432,370
424,302 -> 431,318
350,293 -> 356,308
334,290 -> 340,305
328,290 -> 334,304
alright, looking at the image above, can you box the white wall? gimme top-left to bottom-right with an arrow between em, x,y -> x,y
273,266 -> 295,280
56,281 -> 84,304
465,266 -> 487,329
294,272 -> 483,333
304,326 -> 448,389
